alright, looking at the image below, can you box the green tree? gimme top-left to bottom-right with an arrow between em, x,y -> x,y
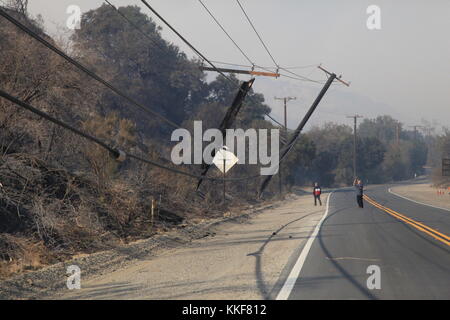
358,115 -> 400,145
71,4 -> 208,136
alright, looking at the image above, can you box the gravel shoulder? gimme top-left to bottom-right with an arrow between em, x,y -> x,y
390,182 -> 450,211
54,192 -> 327,300
0,198 -> 278,299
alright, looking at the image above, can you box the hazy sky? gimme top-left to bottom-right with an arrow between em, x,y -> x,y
22,0 -> 450,131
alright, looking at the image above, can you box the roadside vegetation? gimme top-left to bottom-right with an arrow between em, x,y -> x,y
0,1 -> 447,278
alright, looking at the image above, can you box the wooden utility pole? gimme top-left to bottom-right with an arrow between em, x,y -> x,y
259,66 -> 350,197
275,96 -> 297,137
223,158 -> 226,203
200,66 -> 280,78
150,198 -> 156,230
274,96 -> 296,195
408,125 -> 424,140
347,115 -> 363,179
196,79 -> 254,192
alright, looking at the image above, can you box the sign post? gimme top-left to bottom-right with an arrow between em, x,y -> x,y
223,158 -> 226,202
212,146 -> 239,203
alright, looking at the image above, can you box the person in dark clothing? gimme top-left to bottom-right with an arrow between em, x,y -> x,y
353,178 -> 364,208
313,182 -> 322,206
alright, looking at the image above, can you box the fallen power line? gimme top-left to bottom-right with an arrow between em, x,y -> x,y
0,88 -> 262,182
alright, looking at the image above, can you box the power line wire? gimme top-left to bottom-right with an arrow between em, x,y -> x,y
235,0 -> 278,69
140,0 -> 239,87
0,88 -> 263,182
1,3 -> 336,186
104,0 -> 166,52
78,4 -> 318,169
139,0 -> 327,136
0,6 -> 181,130
0,89 -> 120,158
197,0 -> 254,66
265,113 -> 284,127
211,60 -> 317,72
210,60 -> 325,84
93,2 -> 287,175
278,66 -> 323,82
200,0 -> 321,83
105,1 -> 276,138
139,0 -> 283,136
281,64 -> 318,70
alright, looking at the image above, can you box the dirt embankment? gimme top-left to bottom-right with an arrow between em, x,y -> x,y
1,191 -> 328,300
0,196 -> 285,299
55,192 -> 326,300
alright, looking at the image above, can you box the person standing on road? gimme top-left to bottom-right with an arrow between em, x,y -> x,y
313,182 -> 322,206
353,178 -> 364,208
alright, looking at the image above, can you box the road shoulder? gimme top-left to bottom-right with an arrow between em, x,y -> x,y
390,183 -> 450,211
56,193 -> 327,300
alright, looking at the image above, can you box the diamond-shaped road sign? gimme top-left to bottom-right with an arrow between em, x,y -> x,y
212,146 -> 239,174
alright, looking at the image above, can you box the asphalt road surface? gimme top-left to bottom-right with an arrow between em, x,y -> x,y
281,185 -> 450,300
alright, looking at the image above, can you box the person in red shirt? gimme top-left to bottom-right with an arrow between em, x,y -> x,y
313,182 -> 322,206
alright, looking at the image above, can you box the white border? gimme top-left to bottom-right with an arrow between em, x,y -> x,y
276,192 -> 333,300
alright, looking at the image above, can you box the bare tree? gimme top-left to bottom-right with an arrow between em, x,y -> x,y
3,0 -> 28,15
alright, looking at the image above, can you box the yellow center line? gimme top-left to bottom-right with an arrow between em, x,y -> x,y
364,195 -> 450,247
365,195 -> 450,241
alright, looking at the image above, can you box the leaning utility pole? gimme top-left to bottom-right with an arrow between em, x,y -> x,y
347,115 -> 363,179
196,78 -> 255,192
259,66 -> 350,197
274,96 -> 297,195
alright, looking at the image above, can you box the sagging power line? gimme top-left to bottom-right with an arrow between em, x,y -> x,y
0,6 -> 181,130
0,88 -> 262,182
106,0 -> 284,133
235,0 -> 279,70
140,0 -> 240,89
104,0 -> 169,56
197,0 -> 254,66
1,3 -> 278,187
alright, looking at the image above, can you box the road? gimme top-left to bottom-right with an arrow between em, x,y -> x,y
56,183 -> 450,300
282,184 -> 450,300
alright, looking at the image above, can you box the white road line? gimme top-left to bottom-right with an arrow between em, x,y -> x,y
276,191 -> 333,300
388,188 -> 450,212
